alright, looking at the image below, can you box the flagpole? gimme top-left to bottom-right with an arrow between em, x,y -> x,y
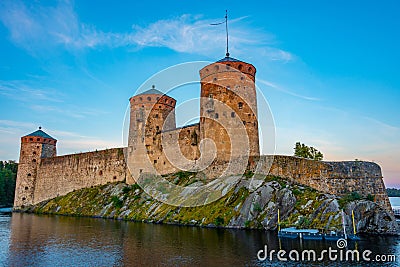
225,10 -> 229,57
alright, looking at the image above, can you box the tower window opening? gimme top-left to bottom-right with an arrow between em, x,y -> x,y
215,113 -> 219,119
214,65 -> 219,70
27,173 -> 31,177
213,77 -> 217,82
248,67 -> 252,72
170,101 -> 173,105
147,97 -> 151,101
238,102 -> 243,109
243,121 -> 246,125
154,160 -> 157,164
32,159 -> 36,163
142,105 -> 144,108
159,105 -> 161,108
25,187 -> 28,190
238,64 -> 243,70
33,151 -> 36,155
139,97 -> 143,101
29,138 -> 33,141
155,114 -> 159,118
187,130 -> 190,134
231,112 -> 235,118
37,138 -> 40,141
22,197 -> 26,201
99,170 -> 103,176
209,94 -> 213,99
156,126 -> 160,132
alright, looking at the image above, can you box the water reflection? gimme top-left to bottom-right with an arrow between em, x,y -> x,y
1,213 -> 399,266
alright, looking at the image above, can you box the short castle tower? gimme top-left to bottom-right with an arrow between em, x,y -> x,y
199,56 -> 260,163
14,127 -> 57,208
127,86 -> 177,182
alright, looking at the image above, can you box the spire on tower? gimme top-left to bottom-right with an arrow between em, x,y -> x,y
210,10 -> 230,57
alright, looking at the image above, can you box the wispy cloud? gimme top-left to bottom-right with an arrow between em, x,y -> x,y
30,104 -> 109,119
0,0 -> 292,60
0,80 -> 63,102
258,78 -> 321,101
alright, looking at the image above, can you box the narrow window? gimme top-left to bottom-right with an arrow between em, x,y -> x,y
27,173 -> 31,177
215,113 -> 219,119
238,102 -> 243,109
154,160 -> 157,164
99,170 -> 103,175
147,97 -> 151,101
25,187 -> 28,190
32,159 -> 36,163
231,112 -> 235,118
155,114 -> 159,118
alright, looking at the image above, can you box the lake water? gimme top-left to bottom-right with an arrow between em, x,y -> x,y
0,212 -> 398,266
390,197 -> 400,208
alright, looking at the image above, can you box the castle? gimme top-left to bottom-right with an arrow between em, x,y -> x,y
14,55 -> 392,212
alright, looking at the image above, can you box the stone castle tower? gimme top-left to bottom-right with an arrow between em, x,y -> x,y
127,86 -> 177,182
199,56 -> 259,164
126,55 -> 260,180
14,127 -> 57,208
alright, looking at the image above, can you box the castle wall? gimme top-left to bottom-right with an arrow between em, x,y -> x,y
33,148 -> 126,205
251,155 -> 391,211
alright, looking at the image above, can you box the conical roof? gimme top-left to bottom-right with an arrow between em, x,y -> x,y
23,127 -> 56,140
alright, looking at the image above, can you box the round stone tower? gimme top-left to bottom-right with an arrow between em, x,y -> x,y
199,56 -> 260,164
14,127 -> 57,208
127,86 -> 176,182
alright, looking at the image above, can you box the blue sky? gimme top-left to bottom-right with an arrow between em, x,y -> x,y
0,1 -> 399,187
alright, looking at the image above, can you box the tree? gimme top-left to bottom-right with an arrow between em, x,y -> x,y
294,142 -> 323,161
0,161 -> 18,207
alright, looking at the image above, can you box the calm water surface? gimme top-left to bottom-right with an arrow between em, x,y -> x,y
0,212 -> 398,266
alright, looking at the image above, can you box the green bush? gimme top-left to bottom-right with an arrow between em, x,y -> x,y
214,216 -> 224,226
253,203 -> 262,212
366,194 -> 375,201
122,186 -> 131,194
111,196 -> 123,208
338,191 -> 362,208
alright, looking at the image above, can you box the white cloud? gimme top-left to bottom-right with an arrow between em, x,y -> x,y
258,78 -> 321,101
0,80 -> 64,102
0,1 -> 292,60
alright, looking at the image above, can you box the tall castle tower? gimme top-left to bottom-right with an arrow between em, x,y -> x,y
14,127 -> 57,208
199,56 -> 260,164
127,86 -> 177,182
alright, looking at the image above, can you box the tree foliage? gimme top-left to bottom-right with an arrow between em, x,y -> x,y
386,188 -> 400,197
0,161 -> 18,207
294,142 -> 323,161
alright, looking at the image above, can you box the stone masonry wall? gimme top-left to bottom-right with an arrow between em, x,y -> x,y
251,155 -> 392,212
33,148 -> 126,205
